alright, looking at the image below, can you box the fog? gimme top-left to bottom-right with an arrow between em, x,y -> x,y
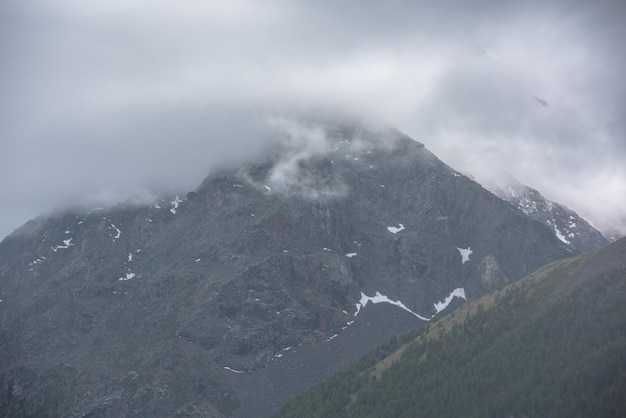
1,0 -> 625,239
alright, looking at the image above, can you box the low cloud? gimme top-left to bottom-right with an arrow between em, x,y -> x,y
1,0 -> 625,238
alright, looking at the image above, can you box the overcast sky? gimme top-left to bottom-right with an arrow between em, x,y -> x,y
1,0 -> 625,240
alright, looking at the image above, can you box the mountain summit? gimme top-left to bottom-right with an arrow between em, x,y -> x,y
0,119 -> 604,417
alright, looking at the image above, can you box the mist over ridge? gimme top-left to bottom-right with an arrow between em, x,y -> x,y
2,0 -> 625,239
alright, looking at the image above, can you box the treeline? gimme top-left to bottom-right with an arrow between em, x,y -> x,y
276,263 -> 626,417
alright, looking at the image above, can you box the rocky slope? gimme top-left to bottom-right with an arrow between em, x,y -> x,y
278,237 -> 626,417
0,120 -> 598,417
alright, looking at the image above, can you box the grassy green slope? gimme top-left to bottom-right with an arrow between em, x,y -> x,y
276,239 -> 626,418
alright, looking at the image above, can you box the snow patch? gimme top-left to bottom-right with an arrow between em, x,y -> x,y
346,252 -> 357,258
433,288 -> 467,314
119,272 -> 136,281
264,185 -> 271,192
170,196 -> 182,214
128,253 -> 133,262
109,223 -> 121,240
554,225 -> 571,244
457,247 -> 472,264
51,238 -> 73,252
29,257 -> 47,266
355,291 -> 429,321
387,224 -> 405,234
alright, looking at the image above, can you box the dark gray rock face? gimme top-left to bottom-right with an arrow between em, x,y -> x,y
493,180 -> 608,254
0,121 -> 576,417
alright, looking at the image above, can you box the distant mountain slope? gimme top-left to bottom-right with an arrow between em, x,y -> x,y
492,179 -> 608,253
0,120 -> 583,417
277,237 -> 626,418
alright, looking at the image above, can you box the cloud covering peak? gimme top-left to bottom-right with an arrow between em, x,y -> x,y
1,0 -> 625,238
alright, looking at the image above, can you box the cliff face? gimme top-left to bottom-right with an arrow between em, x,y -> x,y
0,121 -> 575,417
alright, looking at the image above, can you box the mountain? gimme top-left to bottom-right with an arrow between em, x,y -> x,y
0,119 -> 600,417
277,237 -> 626,418
492,179 -> 608,253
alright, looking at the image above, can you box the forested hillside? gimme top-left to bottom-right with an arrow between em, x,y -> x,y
277,239 -> 626,417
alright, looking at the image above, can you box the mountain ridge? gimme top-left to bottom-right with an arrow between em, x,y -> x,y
0,119 -> 609,417
492,178 -> 608,252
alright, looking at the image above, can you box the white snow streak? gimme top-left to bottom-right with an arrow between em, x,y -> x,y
353,287 -> 468,325
109,223 -> 121,239
354,291 -> 430,321
433,288 -> 467,314
346,253 -> 357,258
223,367 -> 244,374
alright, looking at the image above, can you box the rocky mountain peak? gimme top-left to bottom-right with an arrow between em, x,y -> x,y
0,120 -> 594,417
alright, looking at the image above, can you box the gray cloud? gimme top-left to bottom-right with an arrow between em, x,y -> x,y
1,0 -> 625,239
